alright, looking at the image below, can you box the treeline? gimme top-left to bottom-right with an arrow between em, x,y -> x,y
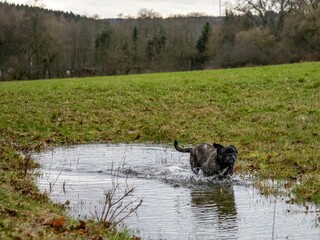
0,1 -> 319,81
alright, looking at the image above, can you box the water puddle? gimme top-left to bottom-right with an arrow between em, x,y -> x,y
33,144 -> 320,239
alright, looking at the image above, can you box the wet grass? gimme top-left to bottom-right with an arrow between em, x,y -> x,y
1,61 -> 320,238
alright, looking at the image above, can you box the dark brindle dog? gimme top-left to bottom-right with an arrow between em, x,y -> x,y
174,140 -> 238,177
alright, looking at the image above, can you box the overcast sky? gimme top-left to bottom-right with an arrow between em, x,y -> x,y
4,0 -> 235,18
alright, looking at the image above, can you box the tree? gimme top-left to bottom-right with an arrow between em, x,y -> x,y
281,5 -> 320,61
27,0 -> 45,8
131,26 -> 139,64
196,22 -> 210,55
300,0 -> 320,9
23,0 -> 56,79
145,31 -> 166,60
137,8 -> 162,19
236,0 -> 298,37
95,29 -> 113,75
193,22 -> 211,69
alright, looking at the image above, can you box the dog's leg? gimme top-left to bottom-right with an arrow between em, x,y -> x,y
190,151 -> 201,175
189,153 -> 196,171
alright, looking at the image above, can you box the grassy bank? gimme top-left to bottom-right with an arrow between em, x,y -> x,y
1,62 -> 320,238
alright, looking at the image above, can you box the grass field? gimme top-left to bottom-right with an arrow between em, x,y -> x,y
1,62 -> 320,238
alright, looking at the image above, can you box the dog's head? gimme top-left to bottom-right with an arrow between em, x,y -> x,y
213,143 -> 238,175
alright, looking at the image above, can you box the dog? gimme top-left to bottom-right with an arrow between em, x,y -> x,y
174,140 -> 238,177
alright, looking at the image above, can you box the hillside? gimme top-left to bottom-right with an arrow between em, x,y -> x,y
1,1 -> 320,81
0,2 -> 221,80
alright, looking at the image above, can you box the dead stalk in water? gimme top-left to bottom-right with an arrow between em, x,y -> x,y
272,198 -> 277,240
93,183 -> 143,227
23,152 -> 32,178
17,145 -> 33,178
91,170 -> 143,227
49,168 -> 63,193
62,179 -> 69,195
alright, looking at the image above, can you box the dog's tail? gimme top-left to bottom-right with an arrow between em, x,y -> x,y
174,140 -> 192,153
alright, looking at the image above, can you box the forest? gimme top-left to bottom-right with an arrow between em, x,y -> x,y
0,0 -> 319,81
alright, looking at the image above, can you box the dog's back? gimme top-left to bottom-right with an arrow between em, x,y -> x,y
175,140 -> 218,172
192,143 -> 217,167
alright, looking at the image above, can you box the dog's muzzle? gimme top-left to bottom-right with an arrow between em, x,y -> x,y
225,155 -> 236,165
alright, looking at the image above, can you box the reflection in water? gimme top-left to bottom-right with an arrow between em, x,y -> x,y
33,144 -> 320,240
191,184 -> 238,239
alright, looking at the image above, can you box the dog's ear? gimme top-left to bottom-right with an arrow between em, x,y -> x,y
229,145 -> 238,153
213,143 -> 224,151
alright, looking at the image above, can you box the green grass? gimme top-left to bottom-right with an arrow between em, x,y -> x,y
1,62 -> 320,238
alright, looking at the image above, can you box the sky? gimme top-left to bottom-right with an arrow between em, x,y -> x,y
4,0 -> 235,18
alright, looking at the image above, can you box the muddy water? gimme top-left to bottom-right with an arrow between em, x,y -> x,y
33,144 -> 320,239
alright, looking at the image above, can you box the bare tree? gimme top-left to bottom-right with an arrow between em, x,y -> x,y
300,0 -> 320,9
27,0 -> 45,8
236,0 -> 298,36
137,8 -> 162,19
